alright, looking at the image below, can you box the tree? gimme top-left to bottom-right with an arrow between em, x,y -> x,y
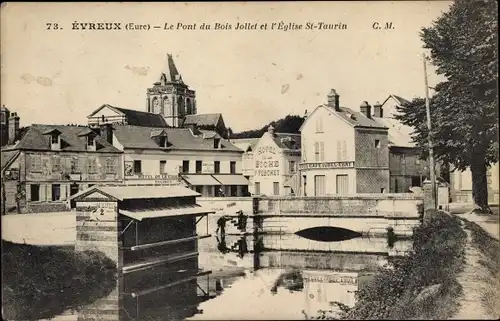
395,0 -> 498,213
231,115 -> 305,139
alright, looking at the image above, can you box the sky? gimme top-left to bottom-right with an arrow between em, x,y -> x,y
1,1 -> 453,132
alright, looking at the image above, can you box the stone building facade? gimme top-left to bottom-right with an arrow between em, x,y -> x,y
146,53 -> 197,128
103,123 -> 249,197
1,124 -> 123,214
299,90 -> 390,196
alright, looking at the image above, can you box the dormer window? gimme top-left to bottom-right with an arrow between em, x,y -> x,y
150,129 -> 169,148
87,135 -> 95,146
43,128 -> 62,150
214,138 -> 221,149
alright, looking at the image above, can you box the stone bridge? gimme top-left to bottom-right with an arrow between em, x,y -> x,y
197,193 -> 423,237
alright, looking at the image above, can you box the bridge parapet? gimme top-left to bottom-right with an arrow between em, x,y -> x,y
258,194 -> 422,219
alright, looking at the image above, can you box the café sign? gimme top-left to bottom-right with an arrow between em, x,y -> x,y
299,161 -> 355,170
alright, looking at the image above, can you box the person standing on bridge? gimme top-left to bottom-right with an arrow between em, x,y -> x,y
216,215 -> 228,236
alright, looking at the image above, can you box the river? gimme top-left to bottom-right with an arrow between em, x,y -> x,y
8,215 -> 412,321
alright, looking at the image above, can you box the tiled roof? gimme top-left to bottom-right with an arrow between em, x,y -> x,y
333,106 -> 388,129
111,106 -> 168,127
231,138 -> 260,152
112,125 -> 242,152
391,95 -> 411,106
373,117 -> 416,148
1,125 -> 121,153
272,133 -> 302,150
183,113 -> 222,127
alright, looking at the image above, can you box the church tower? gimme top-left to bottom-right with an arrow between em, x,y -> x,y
146,54 -> 197,127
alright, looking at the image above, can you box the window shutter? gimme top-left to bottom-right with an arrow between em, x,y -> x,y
314,142 -> 319,162
320,142 -> 325,161
337,141 -> 342,161
342,141 -> 347,161
46,184 -> 52,201
26,184 -> 32,201
40,184 -> 47,201
60,184 -> 67,201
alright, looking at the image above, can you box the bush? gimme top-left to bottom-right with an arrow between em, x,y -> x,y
2,241 -> 117,320
336,211 -> 466,320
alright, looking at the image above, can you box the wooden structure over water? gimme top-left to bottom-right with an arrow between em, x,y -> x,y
71,185 -> 214,320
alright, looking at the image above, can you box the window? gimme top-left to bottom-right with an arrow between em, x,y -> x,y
214,138 -> 221,148
196,161 -> 202,173
230,161 -> 236,174
133,160 -> 142,174
289,161 -> 296,173
341,141 -> 347,160
411,176 -> 422,187
320,142 -> 325,161
105,157 -> 116,174
70,184 -> 79,196
273,182 -> 280,195
30,184 -> 40,201
51,134 -> 59,144
254,182 -> 260,195
337,140 -> 347,161
381,188 -> 385,193
30,154 -> 42,172
214,161 -> 220,174
314,142 -> 320,162
52,156 -> 61,172
70,157 -> 80,173
314,175 -> 326,196
87,135 -> 95,146
160,160 -> 166,174
316,118 -> 323,132
88,158 -> 97,173
336,175 -> 349,195
182,160 -> 190,173
230,185 -> 237,196
375,140 -> 380,148
52,184 -> 61,201
0,112 -> 5,123
159,136 -> 167,147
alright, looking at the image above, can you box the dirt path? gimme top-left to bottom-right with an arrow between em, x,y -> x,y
449,224 -> 495,320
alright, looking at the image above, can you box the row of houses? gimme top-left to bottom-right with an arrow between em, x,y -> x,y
1,53 -> 498,214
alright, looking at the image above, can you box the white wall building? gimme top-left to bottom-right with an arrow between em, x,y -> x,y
251,126 -> 301,196
231,138 -> 259,194
98,123 -> 249,197
450,163 -> 499,204
299,90 -> 390,196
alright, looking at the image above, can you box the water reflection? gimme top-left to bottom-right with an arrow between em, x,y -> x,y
29,228 -> 411,321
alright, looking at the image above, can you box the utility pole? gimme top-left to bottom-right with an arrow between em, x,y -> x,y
423,53 -> 437,210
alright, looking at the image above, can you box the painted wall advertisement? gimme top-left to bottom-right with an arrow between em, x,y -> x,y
255,146 -> 280,177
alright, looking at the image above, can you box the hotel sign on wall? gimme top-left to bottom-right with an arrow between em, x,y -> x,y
202,162 -> 214,174
255,145 -> 280,177
128,174 -> 183,185
299,161 -> 355,170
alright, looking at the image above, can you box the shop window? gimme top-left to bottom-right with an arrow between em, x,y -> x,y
230,185 -> 238,196
30,184 -> 40,201
52,184 -> 61,201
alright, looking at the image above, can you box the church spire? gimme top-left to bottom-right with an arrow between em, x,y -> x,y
160,53 -> 183,84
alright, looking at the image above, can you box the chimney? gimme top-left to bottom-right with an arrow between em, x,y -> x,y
373,101 -> 383,118
268,124 -> 275,136
360,101 -> 372,119
8,112 -> 20,145
99,123 -> 113,145
327,89 -> 340,111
